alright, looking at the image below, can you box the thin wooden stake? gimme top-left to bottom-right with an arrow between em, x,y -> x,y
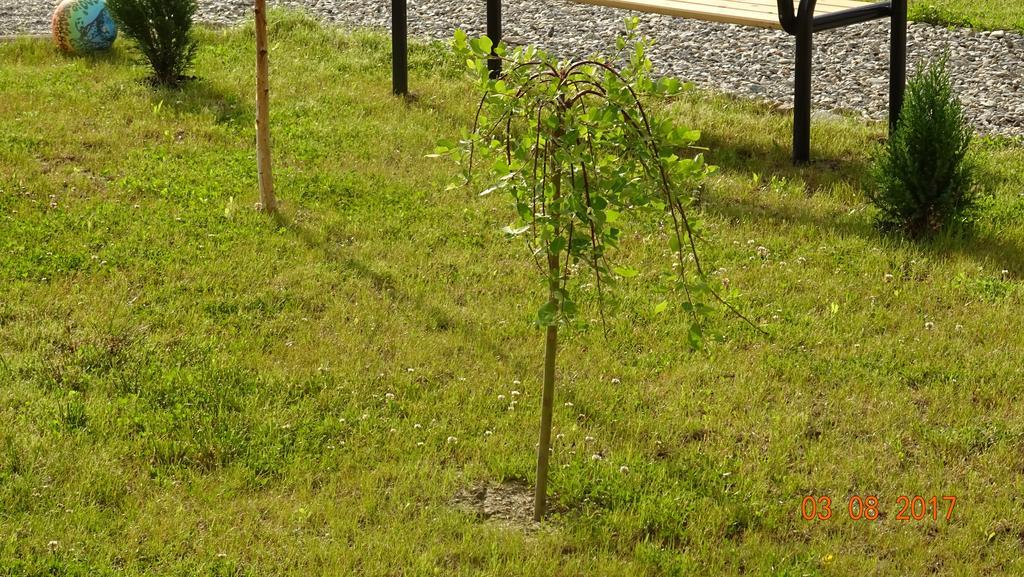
254,0 -> 276,213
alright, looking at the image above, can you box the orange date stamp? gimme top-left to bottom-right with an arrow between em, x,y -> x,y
801,495 -> 957,522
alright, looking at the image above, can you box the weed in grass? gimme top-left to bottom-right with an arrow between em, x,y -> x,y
55,391 -> 88,431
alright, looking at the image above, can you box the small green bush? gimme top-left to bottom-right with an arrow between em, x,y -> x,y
869,56 -> 976,237
106,0 -> 198,87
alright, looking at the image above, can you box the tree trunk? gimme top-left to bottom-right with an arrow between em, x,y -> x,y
534,126 -> 563,522
533,271 -> 559,521
254,0 -> 276,213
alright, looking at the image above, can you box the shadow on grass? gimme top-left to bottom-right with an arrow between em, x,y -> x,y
54,44 -> 132,65
699,126 -> 875,194
269,211 -> 537,378
924,230 -> 1024,272
703,186 -> 876,241
702,155 -> 1024,273
151,78 -> 252,126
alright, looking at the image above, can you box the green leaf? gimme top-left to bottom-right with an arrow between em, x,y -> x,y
503,224 -> 531,236
562,298 -> 578,318
669,235 -> 681,253
686,323 -> 704,351
537,301 -> 558,326
470,36 -> 493,56
653,300 -> 669,314
657,77 -> 681,95
614,266 -> 639,278
549,236 -> 567,254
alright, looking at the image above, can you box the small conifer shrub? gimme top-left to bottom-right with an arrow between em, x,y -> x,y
869,56 -> 975,237
106,0 -> 199,87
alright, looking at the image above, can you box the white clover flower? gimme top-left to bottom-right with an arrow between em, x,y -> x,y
556,433 -> 564,440
511,390 -> 521,397
564,401 -> 574,407
497,394 -> 506,401
756,246 -> 770,258
619,465 -> 630,475
513,379 -> 521,385
925,321 -> 935,330
416,441 -> 424,447
611,377 -> 621,385
446,436 -> 458,444
884,273 -> 894,282
385,392 -> 395,400
413,423 -> 422,429
484,430 -> 493,436
591,454 -> 603,461
585,436 -> 595,443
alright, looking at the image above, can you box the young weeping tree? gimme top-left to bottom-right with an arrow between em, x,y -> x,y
443,20 -> 752,521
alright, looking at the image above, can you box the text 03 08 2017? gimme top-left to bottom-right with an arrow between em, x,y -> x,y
800,495 -> 957,521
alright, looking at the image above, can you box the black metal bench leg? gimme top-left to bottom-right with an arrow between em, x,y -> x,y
392,0 -> 407,95
792,20 -> 813,164
487,0 -> 502,79
889,0 -> 908,132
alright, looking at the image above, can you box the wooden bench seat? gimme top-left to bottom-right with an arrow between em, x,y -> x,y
575,0 -> 872,29
390,0 -> 909,163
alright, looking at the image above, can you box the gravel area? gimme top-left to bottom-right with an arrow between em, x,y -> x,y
3,0 -> 1022,136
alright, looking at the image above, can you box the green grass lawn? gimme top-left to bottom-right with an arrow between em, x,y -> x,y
2,12 -> 1024,576
910,0 -> 1024,30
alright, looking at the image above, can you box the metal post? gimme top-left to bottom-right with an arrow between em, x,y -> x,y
487,0 -> 502,78
792,17 -> 813,164
392,0 -> 408,95
889,0 -> 908,132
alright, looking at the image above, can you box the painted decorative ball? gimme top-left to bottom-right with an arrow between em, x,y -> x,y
52,0 -> 118,54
